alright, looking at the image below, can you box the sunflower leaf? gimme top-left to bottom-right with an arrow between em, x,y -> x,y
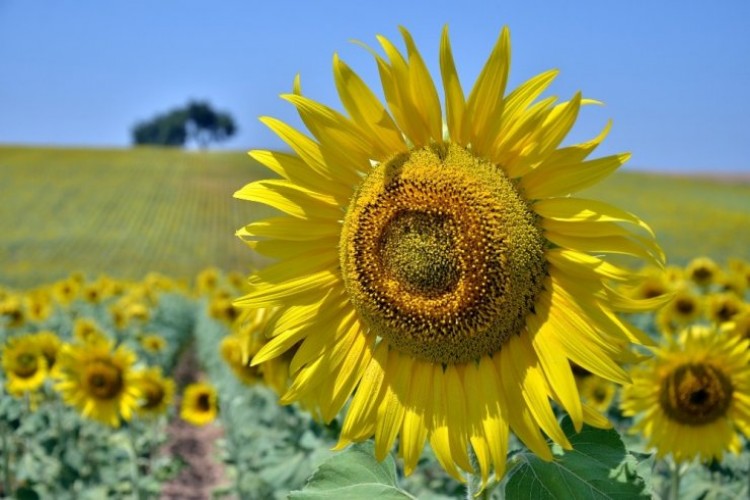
289,441 -> 416,499
503,415 -> 650,499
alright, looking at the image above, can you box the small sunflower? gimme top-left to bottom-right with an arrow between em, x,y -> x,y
686,257 -> 720,288
24,291 -> 53,322
52,278 -> 81,305
73,318 -> 111,347
140,334 -> 167,354
133,367 -> 175,418
210,291 -> 242,324
236,26 -> 665,483
0,295 -> 25,328
55,342 -> 141,427
706,292 -> 746,325
656,287 -> 703,334
577,374 -> 617,413
29,330 -> 63,376
180,382 -> 218,426
621,326 -> 750,463
2,334 -> 48,395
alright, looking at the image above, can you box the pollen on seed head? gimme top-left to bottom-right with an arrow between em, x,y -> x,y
340,143 -> 548,364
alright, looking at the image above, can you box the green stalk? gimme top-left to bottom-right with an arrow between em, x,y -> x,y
127,424 -> 144,500
1,422 -> 12,498
667,458 -> 682,500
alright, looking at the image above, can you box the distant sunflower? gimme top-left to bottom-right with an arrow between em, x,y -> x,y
220,334 -> 263,385
30,330 -> 63,376
55,342 -> 140,427
236,26 -> 665,483
621,327 -> 750,463
180,382 -> 218,426
140,334 -> 167,354
133,367 -> 174,418
686,257 -> 720,288
577,374 -> 617,413
706,292 -> 745,325
2,334 -> 48,395
656,287 -> 702,334
73,318 -> 111,347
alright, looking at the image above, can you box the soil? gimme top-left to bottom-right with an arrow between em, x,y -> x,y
159,347 -> 234,500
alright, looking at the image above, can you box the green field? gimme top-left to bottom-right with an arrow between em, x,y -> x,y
1,145 -> 749,288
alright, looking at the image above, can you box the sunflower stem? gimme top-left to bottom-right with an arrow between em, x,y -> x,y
667,458 -> 682,500
127,423 -> 144,500
1,421 -> 12,498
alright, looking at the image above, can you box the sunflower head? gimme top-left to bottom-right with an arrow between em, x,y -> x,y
220,334 -> 263,385
2,334 -> 48,395
686,256 -> 720,287
140,334 -> 167,354
29,330 -> 63,375
236,26 -> 664,485
0,295 -> 26,328
577,374 -> 617,413
706,292 -> 746,325
621,326 -> 750,463
73,318 -> 111,347
133,367 -> 175,418
24,291 -> 53,322
52,278 -> 81,305
180,382 -> 218,426
55,342 -> 140,427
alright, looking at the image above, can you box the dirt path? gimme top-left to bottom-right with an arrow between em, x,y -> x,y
159,347 -> 234,500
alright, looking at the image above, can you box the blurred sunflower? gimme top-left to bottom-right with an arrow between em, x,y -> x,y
686,257 -> 720,288
133,367 -> 174,418
656,287 -> 702,334
55,342 -> 141,427
29,330 -> 63,376
235,26 -> 665,483
180,382 -> 218,426
706,292 -> 745,325
0,295 -> 25,328
577,375 -> 617,413
140,334 -> 167,354
220,334 -> 263,385
52,278 -> 81,305
621,326 -> 750,463
2,334 -> 48,395
73,318 -> 111,346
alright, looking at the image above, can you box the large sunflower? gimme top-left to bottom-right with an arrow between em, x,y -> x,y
235,26 -> 665,483
621,327 -> 750,462
55,342 -> 141,427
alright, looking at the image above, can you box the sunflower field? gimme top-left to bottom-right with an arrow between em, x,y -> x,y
3,26 -> 750,500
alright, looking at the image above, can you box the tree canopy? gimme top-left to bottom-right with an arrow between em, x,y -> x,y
132,101 -> 237,148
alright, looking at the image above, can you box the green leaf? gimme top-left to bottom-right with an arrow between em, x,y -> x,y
504,416 -> 650,499
289,441 -> 416,499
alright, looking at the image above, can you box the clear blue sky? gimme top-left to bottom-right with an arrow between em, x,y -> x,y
1,0 -> 749,172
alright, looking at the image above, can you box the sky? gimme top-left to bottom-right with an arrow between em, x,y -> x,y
1,0 -> 749,173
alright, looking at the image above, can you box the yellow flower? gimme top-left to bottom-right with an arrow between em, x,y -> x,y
195,267 -> 221,296
140,334 -> 167,354
235,26 -> 665,483
724,312 -> 750,343
209,291 -> 242,324
577,375 -> 617,413
656,286 -> 703,334
55,342 -> 141,427
706,292 -> 746,325
621,326 -> 750,463
686,256 -> 720,287
29,330 -> 63,376
132,367 -> 175,418
52,278 -> 81,305
24,291 -> 53,322
180,382 -> 218,426
0,295 -> 25,328
2,334 -> 48,395
73,318 -> 111,347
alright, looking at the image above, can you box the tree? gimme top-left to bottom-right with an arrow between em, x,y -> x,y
132,101 -> 237,148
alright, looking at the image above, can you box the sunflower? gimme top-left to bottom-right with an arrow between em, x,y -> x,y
621,326 -> 750,463
2,334 -> 48,395
55,342 -> 141,427
220,334 -> 263,385
73,318 -> 111,347
656,286 -> 703,334
180,382 -> 218,426
577,374 -> 617,413
686,256 -> 720,288
29,330 -> 63,376
140,334 -> 167,354
132,367 -> 175,418
706,292 -> 746,325
235,26 -> 665,483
